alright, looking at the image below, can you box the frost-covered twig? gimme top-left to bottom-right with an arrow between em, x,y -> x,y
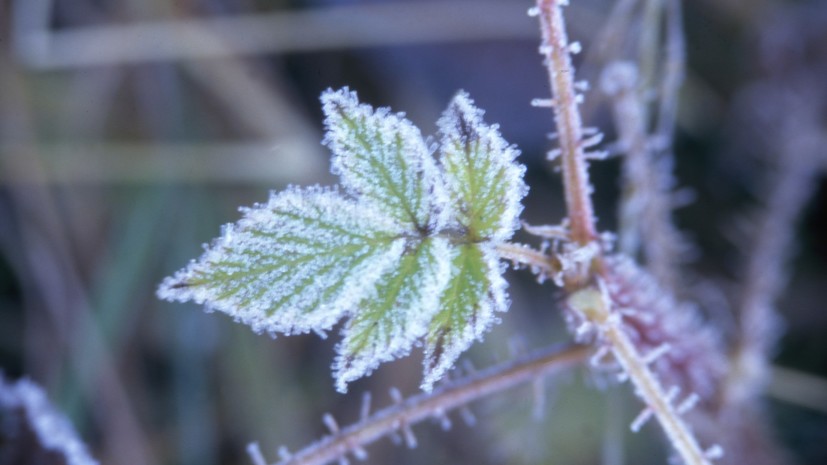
567,286 -> 717,465
601,61 -> 684,291
534,3 -> 719,464
0,374 -> 99,465
268,344 -> 588,465
536,0 -> 597,251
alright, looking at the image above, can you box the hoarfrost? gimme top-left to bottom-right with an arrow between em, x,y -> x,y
0,374 -> 99,465
421,243 -> 509,391
438,91 -> 528,242
334,238 -> 452,392
158,187 -> 405,336
322,87 -> 443,232
159,88 -> 529,390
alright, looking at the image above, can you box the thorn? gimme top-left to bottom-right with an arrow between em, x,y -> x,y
435,409 -> 452,431
581,132 -> 604,148
568,41 -> 582,54
531,98 -> 555,108
522,221 -> 569,240
247,442 -> 267,465
583,126 -> 600,136
677,393 -> 700,414
630,406 -> 654,432
460,407 -> 477,427
278,446 -> 292,461
323,413 -> 340,434
665,385 -> 680,404
547,148 -> 562,161
643,343 -> 671,365
402,424 -> 418,449
589,346 -> 612,368
547,131 -> 559,140
360,392 -> 372,421
527,6 -> 540,17
538,45 -> 553,55
704,445 -> 724,460
574,80 -> 590,92
389,387 -> 403,404
352,446 -> 368,461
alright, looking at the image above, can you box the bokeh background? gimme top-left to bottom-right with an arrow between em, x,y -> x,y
1,0 -> 826,464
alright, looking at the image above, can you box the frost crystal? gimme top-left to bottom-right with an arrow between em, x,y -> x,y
322,88 -> 443,231
0,374 -> 99,465
438,91 -> 528,242
158,88 -> 527,391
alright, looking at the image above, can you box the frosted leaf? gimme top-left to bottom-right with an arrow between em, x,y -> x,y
158,187 -> 405,336
159,88 -> 530,391
322,87 -> 442,231
0,374 -> 99,465
335,237 -> 451,392
422,243 -> 508,390
437,91 -> 528,242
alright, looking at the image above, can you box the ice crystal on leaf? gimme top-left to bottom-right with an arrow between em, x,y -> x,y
158,88 -> 527,392
438,92 -> 528,242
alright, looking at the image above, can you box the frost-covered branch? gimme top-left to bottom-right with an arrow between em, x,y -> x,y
535,0 -> 597,252
0,374 -> 99,465
534,3 -> 721,464
267,344 -> 588,465
567,286 -> 719,465
601,61 -> 685,291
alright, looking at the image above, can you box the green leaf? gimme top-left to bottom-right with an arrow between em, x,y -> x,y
157,187 -> 406,336
422,243 -> 507,390
335,237 -> 451,391
159,88 -> 529,392
438,92 -> 527,241
322,88 -> 443,231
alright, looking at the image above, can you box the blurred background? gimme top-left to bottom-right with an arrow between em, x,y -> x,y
1,0 -> 826,464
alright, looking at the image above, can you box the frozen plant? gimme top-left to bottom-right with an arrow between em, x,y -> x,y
0,373 -> 99,465
158,88 -> 528,393
157,1 -> 813,464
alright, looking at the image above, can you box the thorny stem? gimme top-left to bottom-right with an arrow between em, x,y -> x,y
537,0 -> 597,251
603,61 -> 682,291
536,2 -> 717,464
495,242 -> 560,277
271,344 -> 588,465
570,286 -> 714,465
604,323 -> 713,465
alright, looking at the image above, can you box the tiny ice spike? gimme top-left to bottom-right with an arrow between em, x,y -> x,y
158,88 -> 527,392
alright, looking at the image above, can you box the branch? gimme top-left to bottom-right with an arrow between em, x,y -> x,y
533,5 -> 721,463
268,344 -> 588,465
535,0 -> 598,251
567,286 -> 719,465
601,61 -> 684,292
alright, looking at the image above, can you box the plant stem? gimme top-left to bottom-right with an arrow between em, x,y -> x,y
495,242 -> 560,277
536,0 -> 597,248
273,344 -> 588,465
604,324 -> 713,465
